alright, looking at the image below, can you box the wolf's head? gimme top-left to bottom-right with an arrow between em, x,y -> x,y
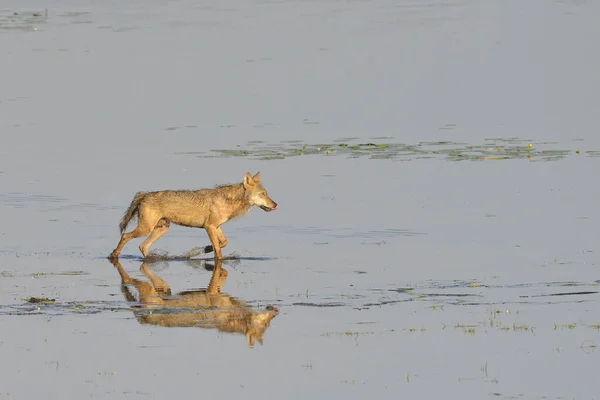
243,172 -> 278,212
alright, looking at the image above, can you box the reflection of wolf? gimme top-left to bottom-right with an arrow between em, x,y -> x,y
109,172 -> 278,260
110,258 -> 279,347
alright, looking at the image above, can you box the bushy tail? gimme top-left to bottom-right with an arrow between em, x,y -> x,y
119,192 -> 147,233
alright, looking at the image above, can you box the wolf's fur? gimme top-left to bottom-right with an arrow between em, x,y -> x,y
111,259 -> 278,346
109,172 -> 277,260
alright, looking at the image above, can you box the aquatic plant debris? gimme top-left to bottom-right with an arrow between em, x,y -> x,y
23,296 -> 55,304
177,138 -> 582,162
0,8 -> 48,31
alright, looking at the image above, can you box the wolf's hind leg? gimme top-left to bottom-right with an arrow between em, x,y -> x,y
139,218 -> 170,258
109,208 -> 160,259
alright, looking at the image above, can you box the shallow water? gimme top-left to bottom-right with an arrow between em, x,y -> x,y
1,0 -> 600,399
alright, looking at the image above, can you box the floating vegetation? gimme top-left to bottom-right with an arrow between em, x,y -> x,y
0,8 -> 48,31
554,323 -> 577,330
23,296 -> 55,304
0,270 -> 88,279
177,138 -> 581,162
2,300 -> 127,316
462,327 -> 476,335
321,330 -> 374,338
512,323 -> 534,332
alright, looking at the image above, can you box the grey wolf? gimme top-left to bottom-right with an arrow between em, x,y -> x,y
109,172 -> 277,259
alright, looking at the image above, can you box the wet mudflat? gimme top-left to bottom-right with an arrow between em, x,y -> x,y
1,0 -> 600,399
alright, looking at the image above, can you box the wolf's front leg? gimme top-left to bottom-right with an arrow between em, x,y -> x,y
205,226 -> 223,259
202,227 -> 227,255
216,227 -> 228,248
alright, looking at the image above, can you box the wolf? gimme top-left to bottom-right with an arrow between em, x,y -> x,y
109,172 -> 277,259
111,258 -> 279,347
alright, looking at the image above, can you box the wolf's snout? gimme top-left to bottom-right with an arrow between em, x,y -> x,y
260,202 -> 278,212
266,305 -> 280,314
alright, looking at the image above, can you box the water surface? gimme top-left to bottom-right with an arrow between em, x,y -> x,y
1,0 -> 599,399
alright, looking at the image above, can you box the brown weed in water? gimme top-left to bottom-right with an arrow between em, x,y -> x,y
23,296 -> 55,304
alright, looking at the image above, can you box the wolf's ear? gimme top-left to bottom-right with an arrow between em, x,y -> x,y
243,172 -> 255,189
252,171 -> 260,182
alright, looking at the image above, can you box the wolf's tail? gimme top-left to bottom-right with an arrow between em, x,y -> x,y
119,192 -> 147,233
